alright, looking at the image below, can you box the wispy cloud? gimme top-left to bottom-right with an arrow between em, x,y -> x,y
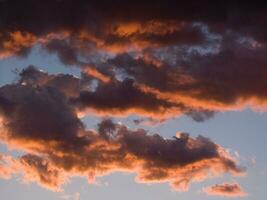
203,182 -> 247,197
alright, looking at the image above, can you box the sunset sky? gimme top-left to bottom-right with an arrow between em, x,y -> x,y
0,1 -> 267,200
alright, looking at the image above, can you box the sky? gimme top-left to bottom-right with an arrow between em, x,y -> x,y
0,1 -> 267,200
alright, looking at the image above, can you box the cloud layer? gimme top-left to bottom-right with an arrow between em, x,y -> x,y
1,1 -> 267,120
0,1 -> 267,122
0,0 -> 263,195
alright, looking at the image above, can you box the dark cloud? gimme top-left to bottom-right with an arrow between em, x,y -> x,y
133,117 -> 167,126
15,54 -> 267,121
0,83 -> 84,145
45,39 -> 80,65
0,1 -> 267,119
70,78 -> 186,118
10,66 -> 214,120
0,71 -> 245,190
107,53 -> 179,91
105,35 -> 267,112
185,110 -> 215,122
0,116 -> 244,191
19,65 -> 83,97
179,38 -> 267,105
1,0 -> 266,59
0,1 -> 266,32
0,1 -> 260,195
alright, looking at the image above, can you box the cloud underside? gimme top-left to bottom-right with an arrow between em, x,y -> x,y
0,0 -> 264,194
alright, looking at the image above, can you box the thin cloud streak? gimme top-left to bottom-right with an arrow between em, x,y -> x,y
203,182 -> 247,197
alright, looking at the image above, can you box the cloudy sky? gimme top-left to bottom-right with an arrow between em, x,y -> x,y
0,1 -> 266,199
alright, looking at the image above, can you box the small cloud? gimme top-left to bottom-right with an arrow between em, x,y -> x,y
203,182 -> 247,197
61,192 -> 80,200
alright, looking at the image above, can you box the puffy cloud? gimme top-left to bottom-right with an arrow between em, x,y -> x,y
203,182 -> 247,197
0,100 -> 245,191
18,65 -> 82,97
12,66 -> 212,120
0,69 -> 246,192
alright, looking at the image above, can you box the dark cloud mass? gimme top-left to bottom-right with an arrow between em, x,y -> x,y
0,0 -> 266,118
0,109 -> 244,191
14,66 -> 212,119
0,68 -> 244,191
0,0 -> 264,194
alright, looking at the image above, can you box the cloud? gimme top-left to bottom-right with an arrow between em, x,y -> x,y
0,31 -> 69,59
1,1 -> 267,121
0,84 -> 84,144
61,192 -> 80,200
13,66 -> 212,120
0,103 -> 245,191
203,182 -> 247,197
18,65 -> 82,97
0,154 -> 15,179
83,67 -> 111,83
107,36 -> 267,110
10,56 -> 267,122
71,78 -> 187,118
0,2 -> 260,193
133,117 -> 167,127
1,1 -> 266,59
0,153 -> 67,191
0,1 -> 210,59
0,67 -> 246,192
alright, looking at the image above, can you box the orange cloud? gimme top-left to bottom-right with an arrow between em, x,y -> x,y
0,19 -> 203,60
83,66 -> 111,83
0,31 -> 36,59
0,153 -> 67,191
0,115 -> 245,191
1,15 -> 267,120
0,31 -> 69,59
1,1 -> 267,195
